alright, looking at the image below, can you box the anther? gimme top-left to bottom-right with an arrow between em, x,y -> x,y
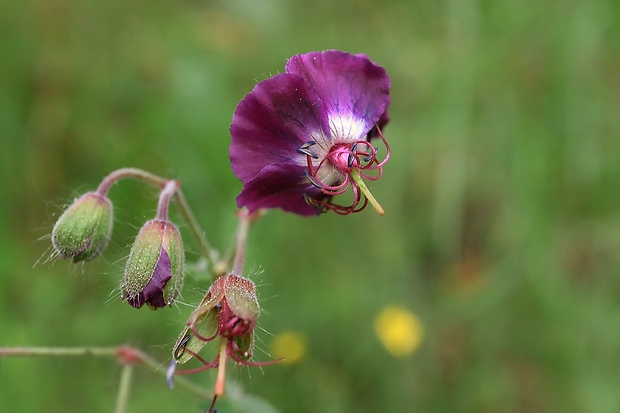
297,141 -> 319,158
173,334 -> 191,360
297,147 -> 319,159
166,359 -> 177,389
304,170 -> 323,189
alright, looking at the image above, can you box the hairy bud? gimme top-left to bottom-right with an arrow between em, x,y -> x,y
51,192 -> 113,263
122,219 -> 184,309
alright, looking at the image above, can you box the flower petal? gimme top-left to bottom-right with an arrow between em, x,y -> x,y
285,50 -> 391,142
236,163 -> 327,216
127,247 -> 172,309
230,73 -> 331,183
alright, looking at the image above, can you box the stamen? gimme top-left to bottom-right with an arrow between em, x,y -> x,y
173,334 -> 191,360
363,148 -> 376,163
173,347 -> 219,375
297,147 -> 319,159
304,170 -> 323,189
297,141 -> 319,159
190,322 -> 219,343
166,359 -> 177,389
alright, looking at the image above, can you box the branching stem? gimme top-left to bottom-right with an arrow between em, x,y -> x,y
0,345 -> 212,401
93,167 -> 216,267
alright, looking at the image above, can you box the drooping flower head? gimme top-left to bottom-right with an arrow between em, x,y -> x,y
230,50 -> 391,216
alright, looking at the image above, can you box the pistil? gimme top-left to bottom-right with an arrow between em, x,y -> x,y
214,337 -> 229,396
350,169 -> 384,216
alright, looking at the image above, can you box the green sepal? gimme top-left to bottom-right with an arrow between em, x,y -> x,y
172,286 -> 224,364
51,192 -> 113,263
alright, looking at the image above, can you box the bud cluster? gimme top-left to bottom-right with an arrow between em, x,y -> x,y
51,174 -> 186,310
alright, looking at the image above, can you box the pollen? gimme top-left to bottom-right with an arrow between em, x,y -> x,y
270,331 -> 307,365
374,306 -> 424,358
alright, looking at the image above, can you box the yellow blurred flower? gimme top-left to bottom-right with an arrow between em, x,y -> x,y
270,331 -> 307,365
374,306 -> 424,357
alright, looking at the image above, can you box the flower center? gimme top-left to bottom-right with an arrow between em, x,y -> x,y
296,125 -> 390,215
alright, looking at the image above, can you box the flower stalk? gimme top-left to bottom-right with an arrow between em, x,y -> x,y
94,167 -> 216,267
0,345 -> 212,400
114,363 -> 134,413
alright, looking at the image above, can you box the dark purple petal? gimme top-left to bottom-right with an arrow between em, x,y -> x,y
236,163 -> 328,216
285,51 -> 391,139
127,248 -> 172,309
230,73 -> 332,183
367,109 -> 390,140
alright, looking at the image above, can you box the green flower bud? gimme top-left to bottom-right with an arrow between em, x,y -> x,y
51,192 -> 113,263
122,219 -> 184,309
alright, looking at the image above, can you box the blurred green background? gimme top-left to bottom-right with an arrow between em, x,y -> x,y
2,0 -> 620,412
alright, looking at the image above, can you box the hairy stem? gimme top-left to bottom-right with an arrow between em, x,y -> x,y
93,167 -> 217,266
96,167 -> 168,196
0,345 -> 212,399
156,180 -> 180,221
114,364 -> 134,413
231,209 -> 262,275
173,189 -> 216,267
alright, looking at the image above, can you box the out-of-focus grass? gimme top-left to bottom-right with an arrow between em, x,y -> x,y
1,0 -> 620,412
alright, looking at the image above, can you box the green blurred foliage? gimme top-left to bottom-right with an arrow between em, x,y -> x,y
1,0 -> 620,412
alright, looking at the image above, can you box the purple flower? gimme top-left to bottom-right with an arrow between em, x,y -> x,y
230,50 -> 391,216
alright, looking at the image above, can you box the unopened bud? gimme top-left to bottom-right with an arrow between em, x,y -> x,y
51,192 -> 113,263
122,219 -> 184,309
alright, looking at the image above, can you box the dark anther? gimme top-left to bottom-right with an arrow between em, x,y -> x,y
304,194 -> 329,214
297,148 -> 319,158
297,141 -> 319,158
304,170 -> 323,189
364,146 -> 379,162
174,334 -> 191,360
347,153 -> 354,168
297,147 -> 319,159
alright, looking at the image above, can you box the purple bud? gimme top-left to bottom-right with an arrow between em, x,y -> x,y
121,219 -> 184,309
